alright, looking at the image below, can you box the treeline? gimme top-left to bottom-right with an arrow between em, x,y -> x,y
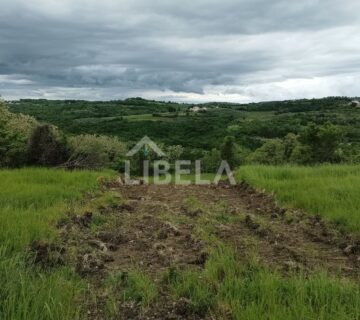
1,98 -> 360,172
8,97 -> 360,152
198,123 -> 357,172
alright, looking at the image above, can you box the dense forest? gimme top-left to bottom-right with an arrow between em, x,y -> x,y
2,96 -> 360,171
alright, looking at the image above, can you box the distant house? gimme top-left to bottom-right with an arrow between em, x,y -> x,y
189,106 -> 208,112
349,100 -> 360,107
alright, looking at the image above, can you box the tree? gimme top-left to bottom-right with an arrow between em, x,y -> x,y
248,139 -> 285,165
0,130 -> 7,164
283,133 -> 299,161
167,106 -> 177,112
28,125 -> 68,166
202,148 -> 221,172
0,104 -> 9,164
166,145 -> 184,162
289,144 -> 312,164
0,101 -> 38,167
220,136 -> 238,168
299,123 -> 342,163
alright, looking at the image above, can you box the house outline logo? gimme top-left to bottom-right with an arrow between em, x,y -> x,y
126,135 -> 166,157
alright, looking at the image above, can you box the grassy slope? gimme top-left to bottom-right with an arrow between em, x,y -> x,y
236,165 -> 360,232
0,168 -> 113,320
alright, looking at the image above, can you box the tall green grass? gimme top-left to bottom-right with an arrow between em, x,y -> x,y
0,168 -> 113,320
236,165 -> 360,232
106,270 -> 158,307
166,246 -> 360,319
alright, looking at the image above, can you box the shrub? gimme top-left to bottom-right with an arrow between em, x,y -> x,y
248,139 -> 285,165
0,101 -> 38,167
67,134 -> 126,169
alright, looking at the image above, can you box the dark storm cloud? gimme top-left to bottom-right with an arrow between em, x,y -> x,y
0,0 -> 360,101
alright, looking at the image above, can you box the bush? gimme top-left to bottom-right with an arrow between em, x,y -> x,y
67,134 -> 126,169
248,139 -> 285,165
247,123 -> 345,165
0,101 -> 38,167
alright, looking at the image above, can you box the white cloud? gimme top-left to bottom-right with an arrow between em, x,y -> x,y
0,1 -> 360,101
0,75 -> 34,85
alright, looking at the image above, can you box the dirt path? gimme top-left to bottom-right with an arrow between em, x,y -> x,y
56,182 -> 360,319
108,183 -> 359,277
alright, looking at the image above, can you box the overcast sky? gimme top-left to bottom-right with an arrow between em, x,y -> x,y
1,0 -> 360,103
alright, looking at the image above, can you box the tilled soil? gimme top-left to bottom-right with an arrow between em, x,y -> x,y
51,181 -> 360,319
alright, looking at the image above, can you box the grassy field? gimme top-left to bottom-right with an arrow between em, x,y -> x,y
236,165 -> 360,232
0,168 -> 113,320
1,167 -> 359,319
164,246 -> 360,320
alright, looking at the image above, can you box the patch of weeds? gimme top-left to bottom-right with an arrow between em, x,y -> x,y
189,201 -> 239,244
213,202 -> 232,223
184,196 -> 202,208
284,212 -> 295,224
193,216 -> 219,244
204,245 -> 243,284
106,271 -> 157,307
243,214 -> 275,240
182,196 -> 204,217
105,293 -> 118,319
164,267 -> 215,316
91,191 -> 123,210
90,214 -> 109,232
165,245 -> 360,319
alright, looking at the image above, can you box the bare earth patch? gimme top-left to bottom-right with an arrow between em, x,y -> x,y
55,181 -> 360,319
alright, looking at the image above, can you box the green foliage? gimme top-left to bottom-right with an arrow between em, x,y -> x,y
0,249 -> 83,320
283,133 -> 300,160
248,123 -> 345,165
237,165 -> 360,231
299,122 -> 343,163
5,97 -> 360,166
248,139 -> 285,165
166,145 -> 184,162
0,101 -> 38,167
67,134 -> 127,169
220,136 -> 238,168
28,125 -> 68,166
202,148 -> 222,172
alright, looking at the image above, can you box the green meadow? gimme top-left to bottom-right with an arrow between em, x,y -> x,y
237,165 -> 360,232
0,168 -> 113,320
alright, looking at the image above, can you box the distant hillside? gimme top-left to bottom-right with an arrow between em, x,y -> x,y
7,97 -> 360,151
